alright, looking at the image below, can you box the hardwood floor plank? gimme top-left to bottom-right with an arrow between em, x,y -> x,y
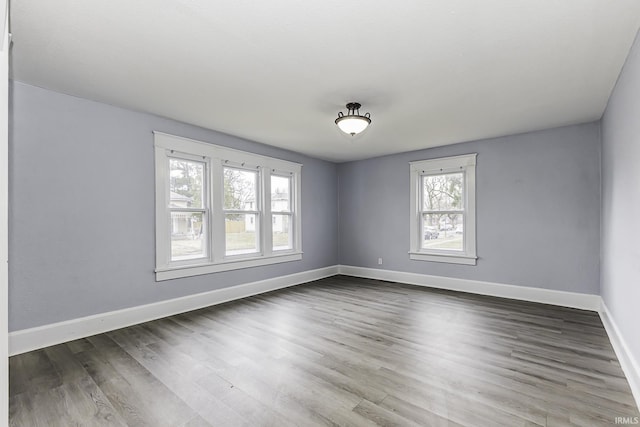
9,349 -> 60,396
9,392 -> 37,427
9,276 -> 640,426
352,398 -> 422,427
107,329 -> 249,427
378,394 -> 463,427
44,344 -> 127,426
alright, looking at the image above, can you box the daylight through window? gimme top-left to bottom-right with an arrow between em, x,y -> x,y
409,154 -> 477,265
155,132 -> 302,280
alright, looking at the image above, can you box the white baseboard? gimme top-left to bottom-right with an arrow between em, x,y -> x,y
5,264 -> 605,353
338,266 -> 640,407
599,301 -> 640,411
338,265 -> 602,311
10,263 -> 638,411
9,265 -> 339,356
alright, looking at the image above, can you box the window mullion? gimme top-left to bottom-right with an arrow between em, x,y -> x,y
263,168 -> 273,257
211,160 -> 225,263
203,157 -> 211,262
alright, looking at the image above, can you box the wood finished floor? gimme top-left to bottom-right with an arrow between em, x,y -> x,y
9,275 -> 640,427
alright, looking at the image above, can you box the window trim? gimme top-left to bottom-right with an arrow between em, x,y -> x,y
409,153 -> 477,265
154,132 -> 302,281
165,153 -> 211,266
221,165 -> 262,259
270,172 -> 295,252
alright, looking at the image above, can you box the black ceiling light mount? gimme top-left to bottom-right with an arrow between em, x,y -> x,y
335,102 -> 371,136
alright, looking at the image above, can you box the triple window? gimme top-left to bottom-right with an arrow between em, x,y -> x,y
155,132 -> 302,281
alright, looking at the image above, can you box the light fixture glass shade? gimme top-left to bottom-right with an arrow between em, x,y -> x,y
335,102 -> 371,136
336,116 -> 370,136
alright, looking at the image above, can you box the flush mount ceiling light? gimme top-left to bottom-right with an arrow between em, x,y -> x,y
335,102 -> 371,136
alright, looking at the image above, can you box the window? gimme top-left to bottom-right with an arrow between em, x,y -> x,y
271,174 -> 293,251
155,132 -> 302,281
409,154 -> 477,265
168,156 -> 208,263
223,167 -> 259,256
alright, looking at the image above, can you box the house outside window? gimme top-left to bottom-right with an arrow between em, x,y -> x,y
154,132 -> 302,281
409,154 -> 477,265
271,174 -> 293,251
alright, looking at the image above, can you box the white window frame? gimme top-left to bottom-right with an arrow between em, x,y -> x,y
165,153 -> 211,266
409,153 -> 477,265
221,163 -> 262,259
154,132 -> 302,281
270,172 -> 295,252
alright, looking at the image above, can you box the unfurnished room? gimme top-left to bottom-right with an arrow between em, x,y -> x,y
0,1 -> 639,426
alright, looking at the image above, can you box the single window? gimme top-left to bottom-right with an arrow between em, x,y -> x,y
154,132 -> 302,281
168,157 -> 208,263
223,167 -> 259,257
271,174 -> 293,251
409,154 -> 477,265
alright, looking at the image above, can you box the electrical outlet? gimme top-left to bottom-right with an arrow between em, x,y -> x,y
378,258 -> 383,265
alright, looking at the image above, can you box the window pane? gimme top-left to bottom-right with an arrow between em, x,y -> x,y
224,168 -> 257,211
169,159 -> 204,209
273,214 -> 292,251
225,213 -> 259,256
170,211 -> 207,261
271,175 -> 291,212
422,213 -> 463,251
423,173 -> 463,211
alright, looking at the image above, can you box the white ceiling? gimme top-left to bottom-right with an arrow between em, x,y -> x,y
10,1 -> 640,162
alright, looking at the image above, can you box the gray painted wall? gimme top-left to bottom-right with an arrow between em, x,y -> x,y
601,31 -> 640,370
9,80 -> 604,333
9,81 -> 339,331
338,123 -> 601,294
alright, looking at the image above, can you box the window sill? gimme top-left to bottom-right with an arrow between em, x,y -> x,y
409,252 -> 477,266
156,252 -> 303,281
